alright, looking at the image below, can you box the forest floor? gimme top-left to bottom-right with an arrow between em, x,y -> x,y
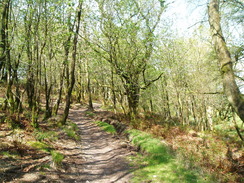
1,103 -> 243,182
0,104 -> 134,183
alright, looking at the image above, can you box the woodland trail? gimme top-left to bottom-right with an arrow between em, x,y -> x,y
9,104 -> 133,183
61,107 -> 133,183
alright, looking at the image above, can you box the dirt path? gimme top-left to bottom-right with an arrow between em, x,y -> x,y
64,108 -> 133,183
9,105 -> 133,183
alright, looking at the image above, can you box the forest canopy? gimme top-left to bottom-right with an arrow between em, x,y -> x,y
0,0 -> 243,129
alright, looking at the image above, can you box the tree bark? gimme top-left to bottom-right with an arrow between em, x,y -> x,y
111,66 -> 116,110
124,78 -> 140,116
0,0 -> 10,80
61,1 -> 83,124
54,66 -> 65,115
1,0 -> 15,112
24,4 -> 36,109
208,0 -> 244,122
86,58 -> 93,111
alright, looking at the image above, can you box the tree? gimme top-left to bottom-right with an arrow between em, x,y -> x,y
61,0 -> 83,124
0,0 -> 19,113
0,0 -> 10,80
87,0 -> 165,116
208,0 -> 244,122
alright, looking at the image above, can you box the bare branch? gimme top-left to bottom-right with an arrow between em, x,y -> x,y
141,72 -> 164,90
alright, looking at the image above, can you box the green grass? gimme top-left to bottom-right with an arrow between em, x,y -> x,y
64,128 -> 80,140
1,151 -> 20,159
50,150 -> 64,166
0,97 -> 4,109
69,122 -> 78,131
94,121 -> 116,134
28,141 -> 64,167
127,129 -> 215,183
85,111 -> 95,117
213,112 -> 243,134
34,130 -> 58,142
28,141 -> 52,153
63,122 -> 80,140
38,163 -> 51,170
214,119 -> 244,143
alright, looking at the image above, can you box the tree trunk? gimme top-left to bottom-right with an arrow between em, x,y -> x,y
1,0 -> 15,112
0,1 -> 6,79
208,0 -> 244,122
162,76 -> 171,119
111,66 -> 116,110
54,66 -> 65,115
44,77 -> 52,119
61,1 -> 83,124
124,79 -> 140,117
86,62 -> 93,110
24,6 -> 36,109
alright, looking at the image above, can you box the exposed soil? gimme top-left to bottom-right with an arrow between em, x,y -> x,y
0,104 -> 134,183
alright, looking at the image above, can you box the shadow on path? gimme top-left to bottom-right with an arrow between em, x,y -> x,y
1,106 -> 134,183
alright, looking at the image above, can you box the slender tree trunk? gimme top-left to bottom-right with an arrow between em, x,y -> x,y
232,108 -> 244,141
61,2 -> 83,124
111,66 -> 116,110
1,0 -> 14,112
76,65 -> 82,103
54,66 -> 65,115
24,5 -> 35,109
0,1 -> 6,79
44,69 -> 52,119
86,59 -> 93,110
13,43 -> 24,113
43,58 -> 52,119
191,95 -> 198,127
208,0 -> 244,122
42,0 -> 52,119
59,13 -> 73,121
163,76 -> 171,119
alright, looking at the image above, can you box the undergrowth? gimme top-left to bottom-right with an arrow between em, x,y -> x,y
126,129 -> 216,183
0,151 -> 20,159
28,141 -> 52,153
64,128 -> 80,140
94,121 -> 116,134
50,150 -> 64,166
124,113 -> 243,182
28,141 -> 64,167
34,130 -> 58,142
63,122 -> 80,140
94,117 -> 216,182
85,111 -> 95,117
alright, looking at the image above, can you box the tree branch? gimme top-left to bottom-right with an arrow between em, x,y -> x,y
141,72 -> 164,90
235,74 -> 244,82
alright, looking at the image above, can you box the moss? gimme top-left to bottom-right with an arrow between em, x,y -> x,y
221,64 -> 231,74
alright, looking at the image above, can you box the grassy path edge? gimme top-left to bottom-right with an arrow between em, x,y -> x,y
94,120 -> 216,183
